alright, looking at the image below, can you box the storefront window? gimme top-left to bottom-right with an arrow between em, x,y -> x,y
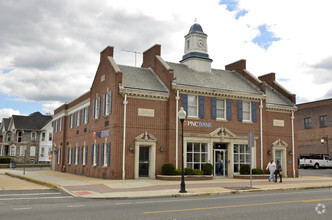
233,144 -> 250,173
187,142 -> 208,170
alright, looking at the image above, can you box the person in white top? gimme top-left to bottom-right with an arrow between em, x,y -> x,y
266,159 -> 276,182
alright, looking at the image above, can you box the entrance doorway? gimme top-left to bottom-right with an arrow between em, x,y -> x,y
139,146 -> 149,177
213,143 -> 228,177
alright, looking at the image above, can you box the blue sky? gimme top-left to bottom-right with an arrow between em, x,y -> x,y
1,0 -> 332,120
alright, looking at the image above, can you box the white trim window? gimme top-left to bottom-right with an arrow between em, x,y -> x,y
186,142 -> 208,170
75,147 -> 79,165
216,99 -> 226,119
93,144 -> 97,166
41,132 -> 46,141
242,101 -> 251,121
30,146 -> 36,157
20,146 -> 25,156
7,132 -> 11,142
76,111 -> 80,127
31,132 -> 36,141
233,144 -> 250,173
103,143 -> 107,166
83,146 -> 86,165
68,148 -> 72,165
188,95 -> 198,117
57,149 -> 61,164
49,133 -> 52,141
17,131 -> 23,142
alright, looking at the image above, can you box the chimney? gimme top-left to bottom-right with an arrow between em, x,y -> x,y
100,46 -> 114,61
142,44 -> 161,68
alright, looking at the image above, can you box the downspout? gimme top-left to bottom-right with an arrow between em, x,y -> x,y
260,99 -> 263,169
291,110 -> 295,177
175,90 -> 180,169
122,94 -> 128,180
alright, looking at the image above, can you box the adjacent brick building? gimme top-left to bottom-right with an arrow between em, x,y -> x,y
52,23 -> 298,179
296,98 -> 331,157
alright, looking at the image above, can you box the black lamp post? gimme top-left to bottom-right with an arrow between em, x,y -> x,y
178,107 -> 187,193
321,136 -> 329,156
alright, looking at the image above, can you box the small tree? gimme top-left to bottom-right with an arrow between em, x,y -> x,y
202,163 -> 213,175
161,163 -> 175,175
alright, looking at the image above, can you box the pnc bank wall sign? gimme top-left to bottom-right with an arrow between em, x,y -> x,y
93,130 -> 110,139
184,120 -> 212,128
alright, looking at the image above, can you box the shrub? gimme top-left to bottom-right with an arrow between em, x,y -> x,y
184,168 -> 194,175
161,163 -> 175,175
175,168 -> 182,175
240,164 -> 251,175
252,168 -> 264,175
202,163 -> 213,175
0,158 -> 11,164
193,169 -> 204,175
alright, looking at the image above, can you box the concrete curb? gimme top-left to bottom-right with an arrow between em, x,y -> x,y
5,172 -> 59,189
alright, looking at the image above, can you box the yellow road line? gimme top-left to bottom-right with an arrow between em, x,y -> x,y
144,198 -> 332,214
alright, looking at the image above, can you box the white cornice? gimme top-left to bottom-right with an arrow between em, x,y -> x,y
266,104 -> 297,113
119,85 -> 169,101
172,83 -> 265,101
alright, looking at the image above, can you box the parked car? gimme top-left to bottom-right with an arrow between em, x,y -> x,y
299,154 -> 332,169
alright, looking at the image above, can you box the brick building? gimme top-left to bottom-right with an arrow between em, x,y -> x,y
52,23 -> 298,179
296,98 -> 331,157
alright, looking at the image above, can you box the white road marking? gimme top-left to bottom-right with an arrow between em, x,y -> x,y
13,207 -> 32,211
0,192 -> 61,197
67,205 -> 85,208
0,196 -> 73,201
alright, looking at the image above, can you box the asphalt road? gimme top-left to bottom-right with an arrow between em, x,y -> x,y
0,188 -> 331,220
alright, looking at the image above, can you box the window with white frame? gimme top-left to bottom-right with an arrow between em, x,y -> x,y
93,144 -> 97,166
41,132 -> 46,141
186,142 -> 208,170
10,145 -> 16,156
84,107 -> 89,123
68,148 -> 72,164
49,133 -> 52,141
20,146 -> 25,156
40,147 -> 45,157
76,111 -> 80,126
83,146 -> 86,165
17,131 -> 22,142
242,101 -> 251,121
216,99 -> 226,119
233,144 -> 250,173
75,147 -> 79,165
103,144 -> 107,166
7,132 -> 11,142
30,146 -> 36,156
57,149 -> 61,164
188,95 -> 198,117
94,97 -> 100,119
31,132 -> 36,141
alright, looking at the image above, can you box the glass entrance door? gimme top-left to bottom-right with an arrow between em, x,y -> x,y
214,150 -> 227,177
139,147 -> 149,177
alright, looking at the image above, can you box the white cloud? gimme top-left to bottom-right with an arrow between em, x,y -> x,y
0,0 -> 331,112
0,108 -> 21,121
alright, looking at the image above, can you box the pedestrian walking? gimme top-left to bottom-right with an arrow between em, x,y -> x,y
275,160 -> 282,183
266,159 -> 276,182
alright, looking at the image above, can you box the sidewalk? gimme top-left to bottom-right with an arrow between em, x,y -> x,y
3,169 -> 332,199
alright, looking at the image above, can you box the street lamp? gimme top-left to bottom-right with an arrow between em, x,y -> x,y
321,136 -> 329,156
178,107 -> 187,193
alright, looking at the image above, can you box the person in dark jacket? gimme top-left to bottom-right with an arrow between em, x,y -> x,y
275,160 -> 282,183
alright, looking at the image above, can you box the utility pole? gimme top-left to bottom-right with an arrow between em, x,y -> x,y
122,49 -> 141,67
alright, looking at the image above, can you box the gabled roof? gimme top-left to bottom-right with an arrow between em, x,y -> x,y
11,112 -> 52,131
119,65 -> 169,93
168,62 -> 263,96
1,118 -> 10,131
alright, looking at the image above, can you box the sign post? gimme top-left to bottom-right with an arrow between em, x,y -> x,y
248,132 -> 254,188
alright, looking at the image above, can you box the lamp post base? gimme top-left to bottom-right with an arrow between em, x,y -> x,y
179,182 -> 186,193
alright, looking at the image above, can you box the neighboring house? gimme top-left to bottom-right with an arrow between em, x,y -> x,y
39,120 -> 53,163
0,112 -> 53,164
296,98 -> 331,157
53,23 -> 297,179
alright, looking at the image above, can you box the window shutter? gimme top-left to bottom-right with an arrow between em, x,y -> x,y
81,109 -> 84,124
199,96 -> 204,118
182,94 -> 188,113
238,100 -> 243,121
91,144 -> 94,165
226,99 -> 232,120
211,97 -> 216,119
81,146 -> 84,164
92,99 -> 95,120
102,94 -> 106,116
77,147 -> 80,164
85,146 -> 88,165
101,143 -> 104,166
108,91 -> 112,114
107,143 -> 111,166
67,148 -> 70,164
86,107 -> 89,123
97,96 -> 101,118
252,102 -> 257,122
96,144 -> 99,166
